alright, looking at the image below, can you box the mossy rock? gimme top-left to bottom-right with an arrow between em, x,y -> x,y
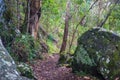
17,63 -> 35,79
72,28 -> 120,80
0,39 -> 30,80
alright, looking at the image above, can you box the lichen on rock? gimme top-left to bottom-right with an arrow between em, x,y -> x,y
72,27 -> 120,80
17,62 -> 35,79
0,38 -> 30,80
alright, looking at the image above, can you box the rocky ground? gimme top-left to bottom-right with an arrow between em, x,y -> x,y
31,54 -> 94,80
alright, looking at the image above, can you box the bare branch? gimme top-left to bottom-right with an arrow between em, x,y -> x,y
98,0 -> 120,27
69,0 -> 98,53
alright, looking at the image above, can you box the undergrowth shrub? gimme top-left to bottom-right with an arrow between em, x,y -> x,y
47,39 -> 59,53
11,34 -> 42,62
17,62 -> 35,79
0,22 -> 16,46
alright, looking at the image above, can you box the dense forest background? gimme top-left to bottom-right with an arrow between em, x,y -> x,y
0,0 -> 120,80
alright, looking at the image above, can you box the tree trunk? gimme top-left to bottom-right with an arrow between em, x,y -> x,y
16,0 -> 21,31
59,0 -> 70,53
27,0 -> 41,39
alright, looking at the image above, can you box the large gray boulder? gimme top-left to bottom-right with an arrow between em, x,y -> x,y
0,38 -> 30,80
72,28 -> 120,80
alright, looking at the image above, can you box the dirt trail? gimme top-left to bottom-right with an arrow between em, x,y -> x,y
32,54 -> 91,80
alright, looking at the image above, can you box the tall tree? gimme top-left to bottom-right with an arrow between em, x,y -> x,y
27,0 -> 41,39
59,0 -> 70,53
17,0 -> 20,29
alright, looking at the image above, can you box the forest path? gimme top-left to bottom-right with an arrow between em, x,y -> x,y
32,54 -> 91,80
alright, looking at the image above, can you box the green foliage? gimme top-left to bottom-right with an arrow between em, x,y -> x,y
1,0 -> 120,79
42,0 -> 59,15
47,39 -> 59,53
74,45 -> 96,66
0,0 -> 22,46
0,22 -> 16,46
73,0 -> 84,5
105,5 -> 120,31
70,45 -> 76,54
58,51 -> 73,66
11,34 -> 42,62
17,63 -> 35,79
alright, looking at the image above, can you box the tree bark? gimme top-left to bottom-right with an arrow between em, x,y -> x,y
59,0 -> 70,53
27,0 -> 41,39
27,0 -> 30,33
17,0 -> 20,29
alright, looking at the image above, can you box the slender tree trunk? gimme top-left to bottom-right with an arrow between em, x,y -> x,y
17,0 -> 20,29
68,0 -> 98,53
27,0 -> 30,33
98,0 -> 120,27
59,0 -> 70,53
